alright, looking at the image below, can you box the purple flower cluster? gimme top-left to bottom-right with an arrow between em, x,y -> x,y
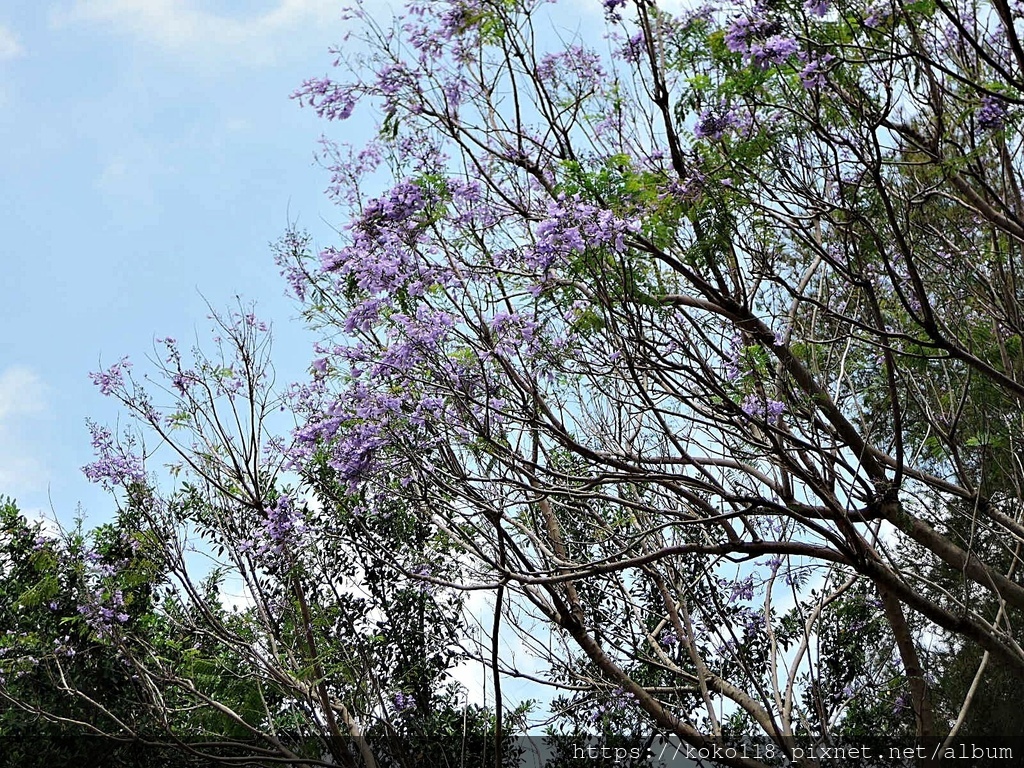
320,179 -> 443,305
82,420 -> 146,491
488,311 -> 542,358
694,107 -> 740,141
436,2 -> 472,40
362,179 -> 429,234
724,7 -> 799,69
273,229 -> 311,301
535,46 -> 606,94
804,0 -> 829,17
530,195 -> 632,273
722,574 -> 755,604
619,30 -> 646,64
750,35 -> 800,68
587,687 -> 635,724
603,0 -> 628,22
77,587 -> 129,639
401,0 -> 482,63
287,305 -> 459,489
724,332 -> 744,380
740,393 -> 786,422
376,62 -> 414,101
292,77 -> 358,121
89,357 -> 131,396
393,691 -> 416,711
977,95 -> 1008,131
53,635 -> 77,659
738,607 -> 763,637
265,495 -> 305,545
797,52 -> 835,89
863,1 -> 892,28
235,495 -> 309,563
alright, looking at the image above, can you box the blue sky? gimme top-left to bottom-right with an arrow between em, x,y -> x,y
2,0 -> 693,718
1,0 -> 364,525
0,0 -> 635,529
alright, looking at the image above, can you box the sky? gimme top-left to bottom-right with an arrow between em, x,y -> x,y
0,0 -> 639,531
0,0 -> 737,730
0,0 -> 633,718
0,0 -> 372,526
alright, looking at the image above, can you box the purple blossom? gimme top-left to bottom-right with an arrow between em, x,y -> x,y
437,3 -> 474,39
619,31 -> 646,63
89,357 -> 131,396
292,77 -> 357,121
587,687 -> 635,723
739,607 -> 763,636
77,587 -> 130,639
724,14 -> 776,54
264,495 -> 305,548
978,95 -> 1008,131
82,420 -> 146,491
798,52 -> 835,89
170,370 -> 197,395
659,629 -> 679,648
442,76 -> 465,113
723,575 -> 755,603
724,7 -> 799,69
488,311 -> 543,358
320,179 -> 444,305
241,312 -> 268,332
376,62 -> 411,98
529,195 -> 632,273
393,692 -> 416,711
535,46 -> 606,92
740,394 -> 786,422
749,35 -> 800,68
804,0 -> 829,16
603,0 -> 628,22
725,332 -> 743,380
215,371 -> 244,398
273,229 -> 311,301
694,107 -> 738,140
864,1 -> 892,28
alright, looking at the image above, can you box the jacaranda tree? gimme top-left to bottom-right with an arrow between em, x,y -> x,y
272,0 -> 1024,765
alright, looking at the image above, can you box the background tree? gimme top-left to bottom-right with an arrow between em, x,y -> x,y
275,0 -> 1024,765
1,306 -> 515,767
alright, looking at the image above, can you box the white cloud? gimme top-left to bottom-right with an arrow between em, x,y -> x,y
0,23 -> 23,61
52,0 -> 342,65
0,366 -> 45,422
0,366 -> 49,495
